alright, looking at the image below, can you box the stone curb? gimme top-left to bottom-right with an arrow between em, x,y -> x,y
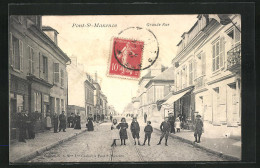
154,128 -> 240,161
11,129 -> 88,164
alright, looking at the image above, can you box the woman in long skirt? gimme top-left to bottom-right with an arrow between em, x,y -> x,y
87,114 -> 94,131
111,119 -> 120,147
116,117 -> 128,145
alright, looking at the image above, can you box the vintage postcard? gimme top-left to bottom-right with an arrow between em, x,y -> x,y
9,14 -> 242,163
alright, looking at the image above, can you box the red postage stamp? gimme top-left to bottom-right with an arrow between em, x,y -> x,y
108,37 -> 144,79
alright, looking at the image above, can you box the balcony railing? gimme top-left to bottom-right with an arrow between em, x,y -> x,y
227,44 -> 241,71
195,76 -> 205,89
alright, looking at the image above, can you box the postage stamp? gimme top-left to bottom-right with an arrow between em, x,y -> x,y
108,37 -> 144,79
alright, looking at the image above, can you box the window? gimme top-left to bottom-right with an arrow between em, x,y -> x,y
189,60 -> 193,85
34,92 -> 41,113
182,66 -> 187,88
155,86 -> 164,100
10,35 -> 23,71
42,56 -> 48,80
28,46 -> 34,74
17,94 -> 24,113
60,69 -> 64,87
54,63 -> 59,83
227,26 -> 241,47
212,37 -> 225,72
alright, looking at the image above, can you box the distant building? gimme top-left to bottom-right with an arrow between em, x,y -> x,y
9,15 -> 70,139
84,73 -> 95,117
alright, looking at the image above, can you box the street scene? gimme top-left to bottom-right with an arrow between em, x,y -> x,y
9,14 -> 241,163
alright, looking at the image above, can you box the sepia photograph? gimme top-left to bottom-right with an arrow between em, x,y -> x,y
8,12 -> 245,164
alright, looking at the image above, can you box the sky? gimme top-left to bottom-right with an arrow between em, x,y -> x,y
42,15 -> 198,113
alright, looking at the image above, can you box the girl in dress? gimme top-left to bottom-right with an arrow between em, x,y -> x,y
116,117 -> 128,145
111,119 -> 119,147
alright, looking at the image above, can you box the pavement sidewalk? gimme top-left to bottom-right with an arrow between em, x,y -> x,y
150,121 -> 241,161
9,122 -> 101,163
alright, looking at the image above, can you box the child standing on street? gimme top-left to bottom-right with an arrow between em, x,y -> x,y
130,117 -> 141,145
142,121 -> 153,146
117,117 -> 128,145
111,119 -> 119,147
175,118 -> 181,132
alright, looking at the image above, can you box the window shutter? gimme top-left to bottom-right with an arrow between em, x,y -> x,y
202,52 -> 206,75
19,40 -> 23,71
212,45 -> 215,72
194,60 -> 197,80
32,49 -> 34,74
220,36 -> 225,68
39,52 -> 42,78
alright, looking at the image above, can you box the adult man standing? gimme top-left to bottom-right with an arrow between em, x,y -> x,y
53,113 -> 59,133
144,113 -> 147,123
17,110 -> 28,142
59,111 -> 66,132
168,114 -> 175,134
157,117 -> 171,146
194,114 -> 204,143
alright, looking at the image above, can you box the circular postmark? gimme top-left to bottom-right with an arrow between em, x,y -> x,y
114,27 -> 159,71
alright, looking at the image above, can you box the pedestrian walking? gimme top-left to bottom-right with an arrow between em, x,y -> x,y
175,118 -> 181,132
116,117 -> 128,145
168,114 -> 175,134
111,119 -> 120,147
157,117 -> 171,146
74,112 -> 81,129
17,110 -> 28,142
45,112 -> 52,130
68,113 -> 73,128
110,115 -> 113,122
144,113 -> 147,123
194,114 -> 203,143
59,111 -> 66,132
27,110 -> 36,139
130,117 -> 141,145
142,121 -> 153,146
87,114 -> 94,131
53,113 -> 59,133
97,114 -> 100,122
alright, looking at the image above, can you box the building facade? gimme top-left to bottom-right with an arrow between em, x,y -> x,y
84,73 -> 95,117
9,15 -> 70,139
172,14 -> 241,127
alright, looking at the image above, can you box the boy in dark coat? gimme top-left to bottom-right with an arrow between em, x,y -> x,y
142,121 -> 153,146
194,114 -> 203,143
130,117 -> 141,145
157,117 -> 171,146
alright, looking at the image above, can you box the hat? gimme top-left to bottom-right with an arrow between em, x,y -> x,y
196,114 -> 201,118
133,117 -> 137,119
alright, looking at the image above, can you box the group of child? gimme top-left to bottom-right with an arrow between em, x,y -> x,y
111,116 -> 178,147
111,114 -> 203,147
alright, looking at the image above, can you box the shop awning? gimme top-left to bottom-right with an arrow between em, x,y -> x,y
162,88 -> 193,106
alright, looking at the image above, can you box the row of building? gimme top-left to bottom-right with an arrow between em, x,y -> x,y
126,14 -> 241,130
9,15 -> 111,140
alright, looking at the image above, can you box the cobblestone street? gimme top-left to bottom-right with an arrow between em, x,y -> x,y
29,117 -> 227,162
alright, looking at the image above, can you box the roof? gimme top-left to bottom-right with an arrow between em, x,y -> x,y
138,71 -> 154,85
42,26 -> 59,34
85,80 -> 96,90
145,67 -> 174,88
